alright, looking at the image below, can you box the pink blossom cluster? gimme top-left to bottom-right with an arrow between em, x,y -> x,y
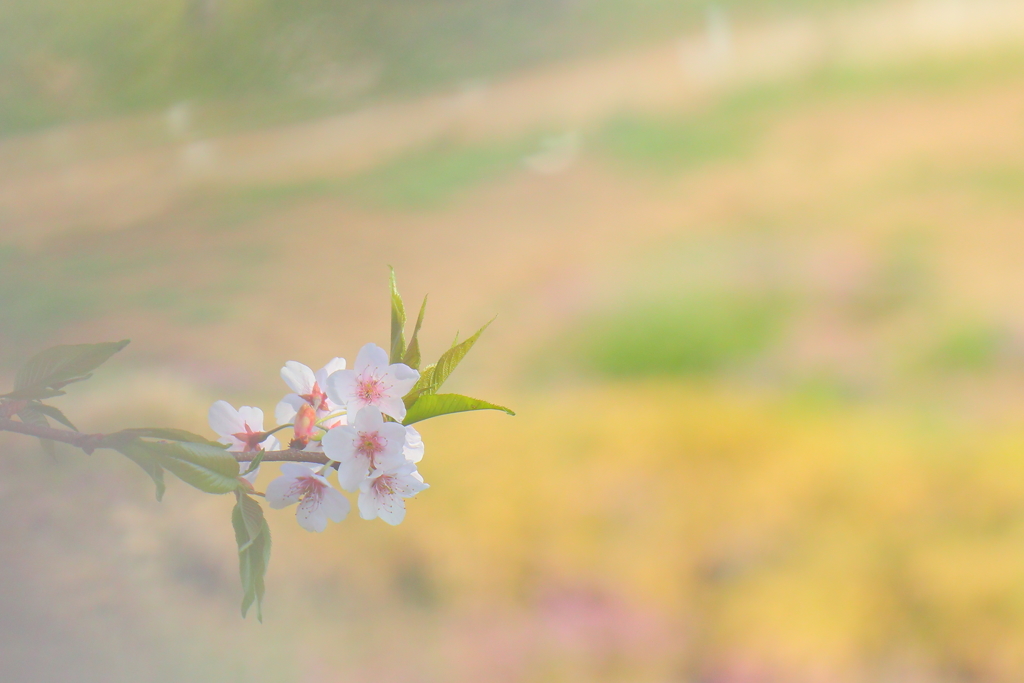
209,343 -> 428,531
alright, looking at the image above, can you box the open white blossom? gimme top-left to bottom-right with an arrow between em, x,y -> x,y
207,400 -> 280,484
265,463 -> 350,532
321,406 -> 407,491
325,343 -> 418,422
358,460 -> 429,526
274,358 -> 347,427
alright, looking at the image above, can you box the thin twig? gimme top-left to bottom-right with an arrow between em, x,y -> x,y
0,417 -> 329,464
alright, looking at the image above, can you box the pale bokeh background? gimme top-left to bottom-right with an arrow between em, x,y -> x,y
4,0 -> 1024,681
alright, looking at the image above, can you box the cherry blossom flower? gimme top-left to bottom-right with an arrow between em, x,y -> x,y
321,406 -> 408,491
274,358 -> 347,427
207,400 -> 280,484
325,343 -> 419,422
265,463 -> 350,532
358,460 -> 429,525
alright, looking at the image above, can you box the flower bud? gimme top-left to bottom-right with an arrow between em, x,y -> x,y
291,403 -> 317,448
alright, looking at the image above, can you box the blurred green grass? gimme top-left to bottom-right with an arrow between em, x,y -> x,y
219,136 -> 534,212
205,47 -> 1024,218
572,291 -> 791,377
0,0 -> 885,136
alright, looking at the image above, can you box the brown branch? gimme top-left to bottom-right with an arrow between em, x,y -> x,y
0,417 -> 328,464
0,416 -> 99,449
235,449 -> 329,464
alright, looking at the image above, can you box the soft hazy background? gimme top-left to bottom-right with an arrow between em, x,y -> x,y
4,0 -> 1024,681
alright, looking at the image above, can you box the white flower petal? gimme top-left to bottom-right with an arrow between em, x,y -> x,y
376,493 -> 407,526
355,343 -> 390,374
281,361 -> 316,395
263,434 -> 281,451
321,425 -> 356,461
385,362 -> 419,395
336,454 -> 369,492
387,461 -> 429,497
399,476 -> 430,497
280,462 -> 317,478
325,369 -> 357,408
403,425 -> 424,463
296,495 -> 328,532
208,400 -> 243,437
321,487 -> 351,523
265,474 -> 302,509
275,394 -> 306,425
315,357 -> 347,388
357,484 -> 379,520
377,395 -> 407,422
353,406 -> 384,432
379,422 -> 409,464
237,406 -> 265,432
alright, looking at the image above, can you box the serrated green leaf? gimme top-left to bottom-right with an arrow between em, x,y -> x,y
235,492 -> 265,550
99,432 -> 237,497
10,341 -> 129,399
146,441 -> 241,494
16,406 -> 56,457
233,495 -> 271,621
403,295 -> 428,370
403,393 -> 514,425
32,403 -> 77,431
390,267 -> 407,363
105,436 -> 166,501
404,363 -> 436,409
404,319 -> 493,404
114,428 -> 225,447
432,319 -> 492,390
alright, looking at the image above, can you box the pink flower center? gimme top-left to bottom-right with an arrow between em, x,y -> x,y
373,474 -> 395,496
292,475 -> 326,503
232,423 -> 266,452
356,374 -> 385,403
356,431 -> 386,464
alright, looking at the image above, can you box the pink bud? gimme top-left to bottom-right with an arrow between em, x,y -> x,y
291,403 -> 317,448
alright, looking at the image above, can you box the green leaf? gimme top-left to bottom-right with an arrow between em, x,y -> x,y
404,318 -> 493,404
104,436 -> 167,501
9,340 -> 129,399
99,432 -> 238,497
4,387 -> 66,400
233,494 -> 271,621
235,491 -> 265,551
403,393 -> 515,425
146,441 -> 241,494
243,449 -> 266,476
113,428 -> 225,447
404,363 -> 435,409
389,267 -> 407,363
16,405 -> 56,457
32,403 -> 77,431
403,295 -> 428,370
